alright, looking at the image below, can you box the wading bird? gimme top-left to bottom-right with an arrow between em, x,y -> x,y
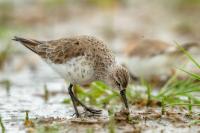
13,35 -> 129,117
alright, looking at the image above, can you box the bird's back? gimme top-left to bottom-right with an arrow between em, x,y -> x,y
14,35 -> 116,82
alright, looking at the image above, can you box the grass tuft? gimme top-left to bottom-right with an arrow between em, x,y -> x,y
175,42 -> 200,80
0,44 -> 12,70
108,116 -> 116,133
44,84 -> 49,102
141,79 -> 152,106
0,79 -> 11,95
86,128 -> 95,133
24,111 -> 35,128
161,97 -> 166,115
71,81 -> 119,108
0,116 -> 5,133
188,96 -> 192,115
189,120 -> 200,126
155,75 -> 200,108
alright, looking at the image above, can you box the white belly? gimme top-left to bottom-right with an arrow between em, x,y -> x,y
47,56 -> 95,85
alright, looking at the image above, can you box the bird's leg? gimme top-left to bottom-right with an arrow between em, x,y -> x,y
72,94 -> 102,115
69,85 -> 102,115
68,84 -> 80,117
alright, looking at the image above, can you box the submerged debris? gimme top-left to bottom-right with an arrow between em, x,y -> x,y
44,84 -> 49,102
24,111 -> 35,128
70,117 -> 109,124
114,109 -> 130,122
0,116 -> 5,133
37,117 -> 65,124
0,79 -> 11,96
0,44 -> 11,70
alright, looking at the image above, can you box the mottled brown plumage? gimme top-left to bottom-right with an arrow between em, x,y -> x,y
13,35 -> 129,117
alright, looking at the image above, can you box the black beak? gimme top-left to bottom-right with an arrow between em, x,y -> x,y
120,89 -> 129,110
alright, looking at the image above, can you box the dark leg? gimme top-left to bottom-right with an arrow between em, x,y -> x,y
68,85 -> 102,115
68,84 -> 80,117
72,94 -> 102,114
68,84 -> 102,115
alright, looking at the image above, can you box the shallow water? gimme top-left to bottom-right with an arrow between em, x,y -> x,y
0,59 -> 74,132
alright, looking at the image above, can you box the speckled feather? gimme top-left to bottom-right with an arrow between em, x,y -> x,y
13,35 -> 129,88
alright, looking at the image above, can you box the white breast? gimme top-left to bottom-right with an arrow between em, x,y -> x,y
46,56 -> 95,85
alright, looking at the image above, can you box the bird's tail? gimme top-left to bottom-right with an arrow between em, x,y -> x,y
13,36 -> 43,54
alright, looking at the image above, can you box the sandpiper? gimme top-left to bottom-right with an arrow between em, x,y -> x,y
13,35 -> 129,117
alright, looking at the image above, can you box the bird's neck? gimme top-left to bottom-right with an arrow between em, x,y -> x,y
96,64 -> 117,82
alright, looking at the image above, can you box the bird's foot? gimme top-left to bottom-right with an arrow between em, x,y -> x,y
83,107 -> 102,116
71,112 -> 80,118
71,108 -> 101,117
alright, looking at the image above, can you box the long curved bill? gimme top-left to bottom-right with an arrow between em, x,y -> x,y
120,89 -> 129,110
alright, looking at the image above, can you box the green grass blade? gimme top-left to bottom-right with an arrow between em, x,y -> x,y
179,68 -> 200,80
175,42 -> 200,69
157,74 -> 177,97
168,103 -> 200,106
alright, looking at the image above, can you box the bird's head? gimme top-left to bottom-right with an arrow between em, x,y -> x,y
106,65 -> 130,110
